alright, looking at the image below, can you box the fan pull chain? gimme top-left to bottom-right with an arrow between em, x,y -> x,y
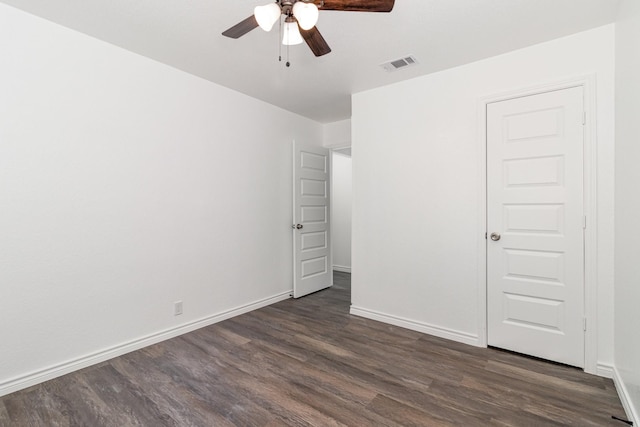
286,43 -> 291,67
278,16 -> 282,63
282,15 -> 289,67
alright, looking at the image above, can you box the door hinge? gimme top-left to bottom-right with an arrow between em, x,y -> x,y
583,215 -> 587,229
583,317 -> 587,331
485,232 -> 488,240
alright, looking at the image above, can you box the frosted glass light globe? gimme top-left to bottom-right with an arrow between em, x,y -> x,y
282,21 -> 304,45
254,3 -> 281,32
292,2 -> 319,30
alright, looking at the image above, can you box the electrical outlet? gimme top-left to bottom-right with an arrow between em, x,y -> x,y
174,301 -> 183,316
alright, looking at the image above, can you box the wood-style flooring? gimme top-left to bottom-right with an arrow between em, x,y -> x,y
0,272 -> 627,426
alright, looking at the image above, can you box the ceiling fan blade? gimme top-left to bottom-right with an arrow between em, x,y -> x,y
222,15 -> 259,39
316,0 -> 395,12
300,26 -> 332,57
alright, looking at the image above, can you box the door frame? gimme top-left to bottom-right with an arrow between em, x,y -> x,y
476,75 -> 598,374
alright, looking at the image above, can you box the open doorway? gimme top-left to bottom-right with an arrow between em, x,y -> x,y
331,147 -> 352,299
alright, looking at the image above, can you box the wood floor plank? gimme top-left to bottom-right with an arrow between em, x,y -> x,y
0,272 -> 627,426
0,401 -> 10,425
367,393 -> 460,427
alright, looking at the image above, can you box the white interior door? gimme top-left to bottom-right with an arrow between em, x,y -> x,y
293,142 -> 332,298
487,87 -> 585,367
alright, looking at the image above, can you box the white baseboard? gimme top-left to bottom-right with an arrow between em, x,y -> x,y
611,365 -> 639,426
350,305 -> 480,347
596,362 -> 614,379
333,265 -> 351,273
0,291 -> 292,398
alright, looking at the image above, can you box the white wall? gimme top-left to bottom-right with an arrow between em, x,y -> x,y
351,26 -> 615,367
323,119 -> 351,148
331,153 -> 352,272
0,4 -> 322,396
615,0 -> 640,422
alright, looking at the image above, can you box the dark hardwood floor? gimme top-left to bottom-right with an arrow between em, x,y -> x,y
0,272 -> 627,426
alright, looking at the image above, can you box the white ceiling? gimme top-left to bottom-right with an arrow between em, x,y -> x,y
1,0 -> 620,123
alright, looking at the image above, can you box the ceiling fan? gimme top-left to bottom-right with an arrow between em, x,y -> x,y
222,0 -> 395,58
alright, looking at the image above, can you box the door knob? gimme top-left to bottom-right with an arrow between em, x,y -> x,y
292,224 -> 303,230
490,232 -> 501,241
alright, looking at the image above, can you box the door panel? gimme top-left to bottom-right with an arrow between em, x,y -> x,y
487,87 -> 585,367
293,143 -> 332,298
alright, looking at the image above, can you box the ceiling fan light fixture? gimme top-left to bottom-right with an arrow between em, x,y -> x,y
282,19 -> 304,45
223,0 -> 396,57
254,3 -> 281,32
292,2 -> 319,30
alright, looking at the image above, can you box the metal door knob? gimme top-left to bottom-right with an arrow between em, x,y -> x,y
292,224 -> 303,230
490,232 -> 501,241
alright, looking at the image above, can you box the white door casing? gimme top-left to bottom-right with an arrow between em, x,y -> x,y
293,142 -> 332,298
487,87 -> 585,367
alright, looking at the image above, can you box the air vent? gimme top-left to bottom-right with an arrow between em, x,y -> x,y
380,55 -> 419,72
